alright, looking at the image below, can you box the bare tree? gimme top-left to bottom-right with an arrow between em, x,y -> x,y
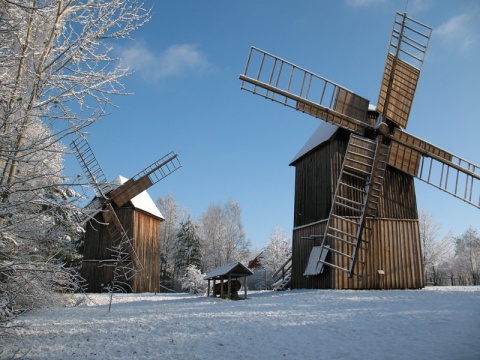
156,193 -> 188,291
222,199 -> 249,264
419,210 -> 453,285
199,202 -> 224,271
199,199 -> 251,272
0,0 -> 151,318
454,227 -> 480,285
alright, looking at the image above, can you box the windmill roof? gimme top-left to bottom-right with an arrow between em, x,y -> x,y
204,262 -> 253,280
290,104 -> 378,165
111,176 -> 164,220
290,122 -> 339,165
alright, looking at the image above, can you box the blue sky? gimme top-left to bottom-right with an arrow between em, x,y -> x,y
66,0 -> 480,249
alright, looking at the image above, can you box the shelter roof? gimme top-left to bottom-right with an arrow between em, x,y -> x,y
111,176 -> 164,220
204,262 -> 253,280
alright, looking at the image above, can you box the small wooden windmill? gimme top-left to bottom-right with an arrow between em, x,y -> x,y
240,12 -> 479,289
70,137 -> 181,292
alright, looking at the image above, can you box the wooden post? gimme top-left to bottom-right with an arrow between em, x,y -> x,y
244,275 -> 248,299
227,274 -> 232,299
220,278 -> 224,299
207,279 -> 210,297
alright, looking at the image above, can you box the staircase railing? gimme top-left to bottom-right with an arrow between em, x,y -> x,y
271,255 -> 292,290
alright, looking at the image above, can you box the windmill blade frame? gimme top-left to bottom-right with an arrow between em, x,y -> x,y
383,129 -> 480,208
239,47 -> 373,135
70,137 -> 112,200
377,12 -> 432,129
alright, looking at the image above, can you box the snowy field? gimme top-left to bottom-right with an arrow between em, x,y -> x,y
3,287 -> 480,360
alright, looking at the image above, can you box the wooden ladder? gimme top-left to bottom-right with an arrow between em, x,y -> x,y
313,134 -> 388,277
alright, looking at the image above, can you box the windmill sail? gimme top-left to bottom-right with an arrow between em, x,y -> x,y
240,47 -> 372,135
377,12 -> 432,129
71,137 -> 112,199
384,130 -> 480,208
109,152 -> 181,207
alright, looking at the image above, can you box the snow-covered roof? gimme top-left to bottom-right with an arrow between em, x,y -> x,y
204,262 -> 253,280
111,176 -> 164,220
290,122 -> 339,165
290,104 -> 378,165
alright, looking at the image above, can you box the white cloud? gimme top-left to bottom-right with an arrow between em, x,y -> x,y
404,0 -> 434,15
345,0 -> 386,7
120,42 -> 211,82
435,12 -> 478,52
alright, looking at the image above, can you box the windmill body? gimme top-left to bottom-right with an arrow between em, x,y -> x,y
290,122 -> 422,289
82,176 -> 164,293
239,12 -> 479,289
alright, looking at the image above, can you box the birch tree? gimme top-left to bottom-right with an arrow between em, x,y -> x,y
0,0 -> 151,317
199,200 -> 251,272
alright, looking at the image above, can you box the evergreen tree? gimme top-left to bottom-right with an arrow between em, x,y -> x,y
174,217 -> 202,289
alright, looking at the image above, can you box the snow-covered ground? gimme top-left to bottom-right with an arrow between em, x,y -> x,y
3,287 -> 480,359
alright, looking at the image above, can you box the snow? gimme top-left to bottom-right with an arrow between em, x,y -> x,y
111,176 -> 163,219
290,122 -> 339,164
3,287 -> 479,359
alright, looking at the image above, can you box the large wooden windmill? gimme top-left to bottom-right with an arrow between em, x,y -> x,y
70,137 -> 181,292
240,12 -> 479,289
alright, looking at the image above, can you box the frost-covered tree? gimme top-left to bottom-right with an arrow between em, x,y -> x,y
262,227 -> 291,275
419,210 -> 453,285
173,216 -> 202,289
199,200 -> 251,272
0,118 -> 83,318
156,193 -> 187,291
222,200 -> 249,265
180,264 -> 206,294
0,0 -> 151,318
199,202 -> 224,270
454,227 -> 480,285
0,0 -> 151,189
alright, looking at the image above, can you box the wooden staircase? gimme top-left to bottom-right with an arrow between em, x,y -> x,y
271,256 -> 292,291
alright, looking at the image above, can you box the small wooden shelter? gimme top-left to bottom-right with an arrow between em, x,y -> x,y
81,176 -> 164,293
204,262 -> 253,299
289,121 -> 423,289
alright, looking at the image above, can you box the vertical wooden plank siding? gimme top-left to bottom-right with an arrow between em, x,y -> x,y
291,221 -> 328,289
132,210 -> 160,293
82,205 -> 161,293
293,131 -> 349,228
292,219 -> 423,289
